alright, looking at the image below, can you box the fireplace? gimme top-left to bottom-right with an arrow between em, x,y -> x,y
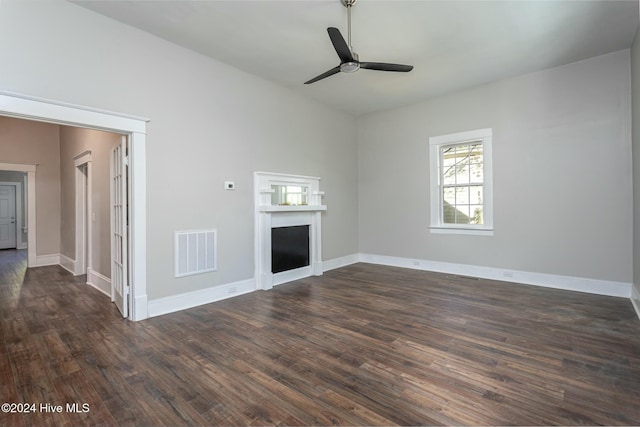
254,172 -> 326,290
271,225 -> 310,274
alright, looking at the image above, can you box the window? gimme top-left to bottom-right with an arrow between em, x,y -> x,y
429,128 -> 493,235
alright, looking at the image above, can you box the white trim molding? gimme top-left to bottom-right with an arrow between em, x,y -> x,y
0,90 -> 147,133
0,163 -> 36,265
74,152 -> 92,276
59,254 -> 78,275
34,253 -> 60,267
358,253 -> 632,298
139,251 -> 636,319
146,254 -> 359,317
631,286 -> 640,321
323,254 -> 360,272
147,278 -> 255,318
87,268 -> 111,297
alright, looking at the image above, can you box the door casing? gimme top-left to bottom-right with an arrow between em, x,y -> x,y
0,90 -> 149,321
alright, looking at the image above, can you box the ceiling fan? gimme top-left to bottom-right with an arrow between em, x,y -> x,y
304,0 -> 413,85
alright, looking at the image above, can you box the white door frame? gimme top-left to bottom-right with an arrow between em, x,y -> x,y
0,164 -> 36,260
0,90 -> 149,321
74,150 -> 92,275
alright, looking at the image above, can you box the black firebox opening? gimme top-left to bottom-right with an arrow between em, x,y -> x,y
271,225 -> 310,274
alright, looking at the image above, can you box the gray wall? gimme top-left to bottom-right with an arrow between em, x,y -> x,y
632,25 -> 640,304
59,126 -> 121,278
0,0 -> 358,300
0,0 -> 635,307
0,116 -> 61,256
358,50 -> 633,286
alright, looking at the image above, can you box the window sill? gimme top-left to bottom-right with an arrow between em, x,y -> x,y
429,226 -> 494,236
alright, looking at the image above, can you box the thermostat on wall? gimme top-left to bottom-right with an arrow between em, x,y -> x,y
224,181 -> 235,190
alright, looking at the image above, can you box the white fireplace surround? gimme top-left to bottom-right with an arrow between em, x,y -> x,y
254,172 -> 327,290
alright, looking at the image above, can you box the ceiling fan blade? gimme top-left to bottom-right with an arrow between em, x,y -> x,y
304,66 -> 341,85
360,62 -> 414,72
327,27 -> 353,63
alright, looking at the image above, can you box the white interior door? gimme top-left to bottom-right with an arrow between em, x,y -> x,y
111,138 -> 129,318
0,185 -> 17,249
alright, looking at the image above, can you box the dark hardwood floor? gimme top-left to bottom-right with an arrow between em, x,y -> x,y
1,248 -> 640,426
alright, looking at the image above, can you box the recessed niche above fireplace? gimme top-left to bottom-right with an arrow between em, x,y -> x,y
271,184 -> 309,206
254,172 -> 326,290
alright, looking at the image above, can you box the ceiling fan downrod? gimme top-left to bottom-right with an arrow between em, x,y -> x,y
341,0 -> 359,72
341,0 -> 357,50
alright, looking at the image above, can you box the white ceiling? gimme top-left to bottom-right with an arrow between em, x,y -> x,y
73,0 -> 639,116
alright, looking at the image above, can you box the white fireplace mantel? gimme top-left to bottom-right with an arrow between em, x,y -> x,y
254,172 -> 326,290
258,205 -> 327,213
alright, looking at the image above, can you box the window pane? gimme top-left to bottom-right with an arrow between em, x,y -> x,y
455,187 -> 469,205
454,205 -> 470,224
455,164 -> 469,184
443,167 -> 456,185
443,187 -> 455,204
442,147 -> 456,168
455,144 -> 470,155
469,186 -> 483,204
470,143 -> 483,163
470,163 -> 483,183
470,205 -> 483,224
443,202 -> 456,223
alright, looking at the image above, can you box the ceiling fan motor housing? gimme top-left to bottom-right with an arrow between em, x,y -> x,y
340,51 -> 359,73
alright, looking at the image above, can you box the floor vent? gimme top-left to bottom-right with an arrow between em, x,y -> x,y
174,229 -> 217,278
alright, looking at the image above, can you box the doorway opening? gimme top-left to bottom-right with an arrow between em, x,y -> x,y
0,183 -> 20,250
0,91 -> 149,320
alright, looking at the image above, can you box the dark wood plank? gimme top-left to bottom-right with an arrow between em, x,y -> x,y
2,249 -> 640,425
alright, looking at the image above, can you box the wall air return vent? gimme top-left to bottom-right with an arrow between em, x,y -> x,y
174,229 -> 217,278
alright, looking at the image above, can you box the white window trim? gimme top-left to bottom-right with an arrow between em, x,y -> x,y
429,128 -> 494,236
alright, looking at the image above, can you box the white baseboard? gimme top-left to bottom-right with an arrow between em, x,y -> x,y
274,266 -> 312,286
87,268 -> 111,297
146,253 -> 358,319
323,253 -> 360,272
132,294 -> 148,321
145,252 -> 634,320
631,286 -> 640,321
147,278 -> 255,318
59,254 -> 77,275
34,253 -> 60,267
358,253 -> 632,298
